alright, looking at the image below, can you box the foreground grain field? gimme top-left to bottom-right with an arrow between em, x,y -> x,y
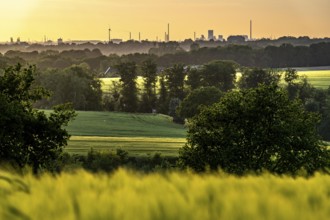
65,111 -> 186,156
1,170 -> 329,220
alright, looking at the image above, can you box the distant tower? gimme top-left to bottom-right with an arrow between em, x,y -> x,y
108,27 -> 111,43
250,20 -> 252,40
139,32 -> 141,41
208,30 -> 214,41
168,23 -> 170,42
194,32 -> 196,41
129,32 -> 131,40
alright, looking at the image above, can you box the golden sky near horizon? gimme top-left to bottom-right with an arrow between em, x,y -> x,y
0,0 -> 329,42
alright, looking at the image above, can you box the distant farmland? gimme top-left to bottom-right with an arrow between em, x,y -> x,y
297,69 -> 330,89
100,68 -> 330,91
65,111 -> 186,156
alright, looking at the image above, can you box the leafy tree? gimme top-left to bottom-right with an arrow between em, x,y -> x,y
200,60 -> 237,92
140,59 -> 157,112
165,64 -> 187,100
103,81 -> 122,111
157,73 -> 169,114
179,84 -> 329,175
34,64 -> 103,110
177,86 -> 223,119
186,68 -> 202,90
0,64 -> 76,173
116,61 -> 139,112
238,68 -> 280,89
168,98 -> 184,124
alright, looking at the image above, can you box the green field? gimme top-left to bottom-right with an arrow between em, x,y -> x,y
66,111 -> 186,156
1,169 -> 329,220
297,70 -> 330,89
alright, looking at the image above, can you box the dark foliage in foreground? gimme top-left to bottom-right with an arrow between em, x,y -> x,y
179,84 -> 330,175
0,64 -> 76,173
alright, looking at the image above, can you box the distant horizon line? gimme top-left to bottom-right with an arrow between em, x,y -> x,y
1,35 -> 330,45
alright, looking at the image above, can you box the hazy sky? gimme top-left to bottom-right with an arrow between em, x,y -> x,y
1,0 -> 329,42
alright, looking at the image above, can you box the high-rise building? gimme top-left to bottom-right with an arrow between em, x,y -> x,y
208,30 -> 214,41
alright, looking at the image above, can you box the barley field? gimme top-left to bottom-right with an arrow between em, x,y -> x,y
0,169 -> 329,220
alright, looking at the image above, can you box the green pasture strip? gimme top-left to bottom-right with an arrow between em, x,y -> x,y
1,170 -> 330,220
101,77 -> 144,93
100,69 -> 330,92
298,70 -> 330,89
66,111 -> 186,138
67,136 -> 185,156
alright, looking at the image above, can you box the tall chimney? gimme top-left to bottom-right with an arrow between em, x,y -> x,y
168,23 -> 170,42
250,20 -> 252,40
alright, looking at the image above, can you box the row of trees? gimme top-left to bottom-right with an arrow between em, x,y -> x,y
104,60 -> 237,121
1,42 -> 330,74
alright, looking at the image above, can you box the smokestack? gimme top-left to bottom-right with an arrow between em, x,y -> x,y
168,23 -> 170,42
250,20 -> 252,40
108,27 -> 111,43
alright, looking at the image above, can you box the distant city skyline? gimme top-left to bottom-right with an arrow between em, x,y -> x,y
1,0 -> 329,42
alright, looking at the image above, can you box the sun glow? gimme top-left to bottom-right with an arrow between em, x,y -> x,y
0,0 -> 329,42
0,0 -> 38,41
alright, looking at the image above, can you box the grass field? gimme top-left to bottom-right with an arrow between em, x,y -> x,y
66,111 -> 186,156
1,169 -> 329,220
298,70 -> 330,89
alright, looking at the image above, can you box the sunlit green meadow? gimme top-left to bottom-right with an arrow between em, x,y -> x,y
298,70 -> 330,89
1,169 -> 329,220
67,136 -> 185,156
100,69 -> 330,91
65,111 -> 186,156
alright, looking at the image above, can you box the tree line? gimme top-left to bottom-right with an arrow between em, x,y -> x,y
1,42 -> 330,75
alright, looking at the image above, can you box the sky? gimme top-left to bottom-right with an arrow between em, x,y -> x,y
0,0 -> 329,42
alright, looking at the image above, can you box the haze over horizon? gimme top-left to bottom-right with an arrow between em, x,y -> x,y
1,0 -> 329,42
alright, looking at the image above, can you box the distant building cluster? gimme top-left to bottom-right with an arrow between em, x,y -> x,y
5,20 -> 255,45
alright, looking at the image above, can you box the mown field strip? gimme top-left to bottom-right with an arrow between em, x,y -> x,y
67,136 -> 186,156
